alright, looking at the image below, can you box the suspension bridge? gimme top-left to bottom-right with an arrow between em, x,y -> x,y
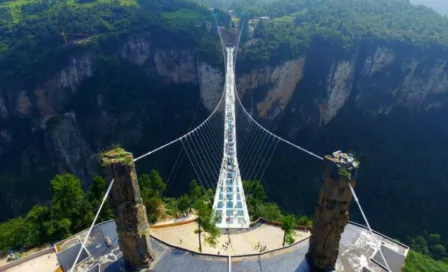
65,19 -> 397,272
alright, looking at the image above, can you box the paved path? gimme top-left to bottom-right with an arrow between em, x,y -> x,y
151,222 -> 310,255
5,253 -> 58,272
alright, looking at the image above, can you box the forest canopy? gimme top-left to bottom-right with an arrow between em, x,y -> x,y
237,0 -> 448,67
0,0 -> 229,86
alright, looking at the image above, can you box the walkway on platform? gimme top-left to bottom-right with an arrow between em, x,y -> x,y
151,221 -> 310,255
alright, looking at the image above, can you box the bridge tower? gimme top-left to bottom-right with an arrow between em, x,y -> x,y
101,147 -> 154,271
212,47 -> 250,229
306,151 -> 359,271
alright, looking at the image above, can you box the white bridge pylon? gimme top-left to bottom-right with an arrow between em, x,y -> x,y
212,46 -> 250,229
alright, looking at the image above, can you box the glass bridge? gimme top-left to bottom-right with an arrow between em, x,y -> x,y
212,47 -> 250,229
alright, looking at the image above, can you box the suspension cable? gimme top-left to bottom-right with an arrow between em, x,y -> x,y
198,125 -> 222,175
134,88 -> 225,162
181,137 -> 208,190
255,139 -> 280,183
70,179 -> 115,272
197,126 -> 221,173
165,91 -> 204,192
247,134 -> 276,180
233,86 -> 323,160
164,147 -> 184,195
243,132 -> 272,180
231,18 -> 323,161
207,110 -> 225,157
245,138 -> 279,210
184,134 -> 211,189
348,183 -> 391,272
239,122 -> 266,176
190,130 -> 218,189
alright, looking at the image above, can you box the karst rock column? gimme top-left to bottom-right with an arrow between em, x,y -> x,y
101,147 -> 154,271
306,151 -> 359,271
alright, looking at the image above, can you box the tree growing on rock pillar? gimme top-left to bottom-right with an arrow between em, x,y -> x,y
101,147 -> 154,271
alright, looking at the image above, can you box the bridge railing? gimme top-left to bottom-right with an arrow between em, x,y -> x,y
249,217 -> 312,231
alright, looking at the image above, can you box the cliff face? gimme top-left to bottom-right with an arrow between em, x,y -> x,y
238,58 -> 305,120
238,41 -> 448,129
0,33 -> 224,219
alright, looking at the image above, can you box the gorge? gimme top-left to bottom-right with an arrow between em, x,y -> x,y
1,0 -> 448,262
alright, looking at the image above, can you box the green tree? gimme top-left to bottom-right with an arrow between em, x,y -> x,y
0,218 -> 26,253
87,176 -> 113,221
88,176 -> 107,204
243,180 -> 267,202
146,197 -> 164,222
243,180 -> 267,220
281,214 -> 296,247
23,205 -> 51,247
428,233 -> 442,245
297,215 -> 313,226
149,169 -> 166,196
189,179 -> 202,203
259,202 -> 283,221
193,198 -> 219,252
178,194 -> 191,214
80,199 -> 95,228
50,174 -> 84,230
431,244 -> 447,259
45,216 -> 72,241
403,250 -> 448,272
410,236 -> 430,255
139,174 -> 154,199
138,170 -> 167,222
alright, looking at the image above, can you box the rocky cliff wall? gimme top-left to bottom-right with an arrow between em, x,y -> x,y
237,41 -> 448,130
0,33 -> 224,219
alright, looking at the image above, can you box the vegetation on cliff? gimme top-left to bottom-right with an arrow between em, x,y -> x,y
403,250 -> 448,272
0,173 -> 112,254
237,0 -> 448,68
0,0 -> 229,87
408,232 -> 448,263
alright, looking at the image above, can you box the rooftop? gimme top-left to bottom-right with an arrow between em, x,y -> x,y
56,219 -> 408,272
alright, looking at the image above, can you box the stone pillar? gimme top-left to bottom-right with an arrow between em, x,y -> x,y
101,147 -> 153,271
306,151 -> 359,271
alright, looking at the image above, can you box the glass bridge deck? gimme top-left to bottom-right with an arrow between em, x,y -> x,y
212,47 -> 250,229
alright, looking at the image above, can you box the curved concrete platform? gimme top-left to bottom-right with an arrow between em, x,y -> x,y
151,220 -> 310,255
53,220 -> 408,272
